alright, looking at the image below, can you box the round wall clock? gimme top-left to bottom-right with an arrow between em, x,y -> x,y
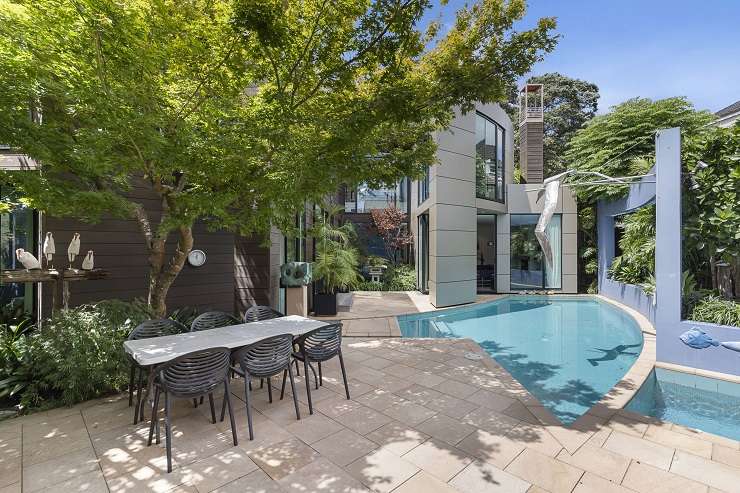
187,249 -> 207,267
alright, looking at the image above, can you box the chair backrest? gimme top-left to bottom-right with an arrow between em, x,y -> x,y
190,311 -> 238,332
243,305 -> 284,323
295,323 -> 343,362
156,347 -> 231,397
233,333 -> 294,378
128,318 -> 186,340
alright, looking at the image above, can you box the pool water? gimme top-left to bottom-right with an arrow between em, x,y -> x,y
627,368 -> 740,441
397,296 -> 643,424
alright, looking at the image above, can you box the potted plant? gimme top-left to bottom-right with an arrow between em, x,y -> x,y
311,204 -> 362,315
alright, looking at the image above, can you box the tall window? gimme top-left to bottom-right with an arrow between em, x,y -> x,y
510,214 -> 561,290
1,185 -> 37,317
418,166 -> 430,205
475,113 -> 505,203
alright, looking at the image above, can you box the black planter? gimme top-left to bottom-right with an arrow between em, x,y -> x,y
314,293 -> 337,316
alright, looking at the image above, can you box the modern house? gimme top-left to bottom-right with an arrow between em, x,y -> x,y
1,85 -> 578,318
715,100 -> 740,128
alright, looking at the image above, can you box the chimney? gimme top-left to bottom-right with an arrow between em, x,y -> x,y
519,84 -> 544,184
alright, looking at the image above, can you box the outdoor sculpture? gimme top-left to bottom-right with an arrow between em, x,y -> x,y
81,250 -> 94,270
67,233 -> 81,266
15,248 -> 41,270
680,327 -> 740,353
43,232 -> 55,267
280,261 -> 311,287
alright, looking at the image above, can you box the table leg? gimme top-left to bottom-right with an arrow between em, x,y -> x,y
136,367 -> 155,424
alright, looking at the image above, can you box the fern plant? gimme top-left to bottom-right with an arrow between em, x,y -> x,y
311,204 -> 362,294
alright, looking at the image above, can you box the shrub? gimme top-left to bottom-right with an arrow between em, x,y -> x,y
20,300 -> 150,409
356,281 -> 384,291
688,296 -> 740,327
383,264 -> 416,291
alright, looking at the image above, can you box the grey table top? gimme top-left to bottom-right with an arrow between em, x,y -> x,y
123,315 -> 330,366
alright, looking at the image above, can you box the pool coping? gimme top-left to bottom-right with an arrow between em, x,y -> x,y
391,294 -> 659,434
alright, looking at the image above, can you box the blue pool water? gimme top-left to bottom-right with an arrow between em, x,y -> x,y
627,368 -> 740,441
397,296 -> 643,424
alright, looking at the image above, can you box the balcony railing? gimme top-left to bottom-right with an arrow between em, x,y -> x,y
520,106 -> 544,123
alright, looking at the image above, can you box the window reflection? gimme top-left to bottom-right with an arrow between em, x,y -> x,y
475,113 -> 505,203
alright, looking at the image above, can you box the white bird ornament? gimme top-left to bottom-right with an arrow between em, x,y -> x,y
81,250 -> 94,270
43,232 -> 56,268
67,233 -> 81,266
15,248 -> 41,270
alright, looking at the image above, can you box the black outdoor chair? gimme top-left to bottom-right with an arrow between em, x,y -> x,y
222,334 -> 300,440
291,323 -> 349,415
147,347 -> 237,473
190,311 -> 239,332
243,305 -> 284,323
128,319 -> 187,423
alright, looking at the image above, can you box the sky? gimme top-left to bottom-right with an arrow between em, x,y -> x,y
426,0 -> 740,114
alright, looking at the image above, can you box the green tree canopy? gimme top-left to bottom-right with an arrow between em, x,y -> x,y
527,72 -> 599,177
0,0 -> 557,315
565,97 -> 713,201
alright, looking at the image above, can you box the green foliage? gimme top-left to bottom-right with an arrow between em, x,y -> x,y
683,123 -> 740,266
365,256 -> 389,267
0,0 -> 557,314
0,318 -> 35,400
526,73 -> 600,177
383,264 -> 417,291
20,300 -> 150,409
356,281 -> 384,292
566,97 -> 714,202
168,306 -> 201,328
689,296 -> 740,327
607,206 -> 656,285
311,204 -> 362,294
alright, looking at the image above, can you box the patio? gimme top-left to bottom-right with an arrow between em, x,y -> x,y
4,332 -> 740,493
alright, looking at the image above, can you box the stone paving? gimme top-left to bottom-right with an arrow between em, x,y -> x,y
2,333 -> 740,493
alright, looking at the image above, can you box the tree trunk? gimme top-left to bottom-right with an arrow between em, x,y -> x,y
147,226 -> 194,317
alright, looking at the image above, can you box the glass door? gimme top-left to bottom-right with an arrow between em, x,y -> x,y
477,215 -> 496,293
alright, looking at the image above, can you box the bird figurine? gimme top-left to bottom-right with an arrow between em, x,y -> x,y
42,232 -> 56,268
81,250 -> 94,270
67,233 -> 81,267
15,248 -> 41,270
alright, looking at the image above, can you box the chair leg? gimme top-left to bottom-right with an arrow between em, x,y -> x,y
303,359 -> 313,415
318,361 -> 323,386
208,393 -> 216,424
260,378 -> 264,389
147,386 -> 161,447
164,391 -> 173,473
280,369 -> 288,400
338,351 -> 351,400
220,392 -> 227,422
193,398 -> 198,408
244,373 -> 254,440
267,377 -> 273,404
128,364 -> 135,407
288,363 -> 300,420
224,380 -> 237,446
294,359 -> 300,376
134,368 -> 144,424
200,395 -> 204,405
306,362 -> 318,390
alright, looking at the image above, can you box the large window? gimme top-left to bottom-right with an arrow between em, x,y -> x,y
510,214 -> 561,290
1,186 -> 37,317
475,113 -> 505,203
345,178 -> 410,214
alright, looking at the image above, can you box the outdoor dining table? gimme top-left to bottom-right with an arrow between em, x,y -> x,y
123,315 -> 331,422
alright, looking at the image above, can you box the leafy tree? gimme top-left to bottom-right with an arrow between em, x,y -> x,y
566,97 -> 713,201
683,123 -> 740,297
527,73 -> 599,177
0,0 -> 557,316
311,204 -> 362,294
564,97 -> 713,291
370,207 -> 413,264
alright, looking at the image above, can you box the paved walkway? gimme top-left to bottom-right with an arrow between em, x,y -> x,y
3,330 -> 739,493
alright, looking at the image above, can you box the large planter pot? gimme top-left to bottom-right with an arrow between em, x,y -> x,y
314,293 -> 337,316
336,292 -> 354,312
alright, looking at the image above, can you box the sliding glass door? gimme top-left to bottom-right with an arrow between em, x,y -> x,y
510,214 -> 561,290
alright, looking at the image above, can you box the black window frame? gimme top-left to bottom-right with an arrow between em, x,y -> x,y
475,112 -> 506,204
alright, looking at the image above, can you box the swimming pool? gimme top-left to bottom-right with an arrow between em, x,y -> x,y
397,296 -> 644,424
626,368 -> 740,441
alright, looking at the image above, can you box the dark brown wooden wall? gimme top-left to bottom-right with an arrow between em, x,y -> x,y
41,179 -> 270,317
234,235 -> 270,315
520,121 -> 544,184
